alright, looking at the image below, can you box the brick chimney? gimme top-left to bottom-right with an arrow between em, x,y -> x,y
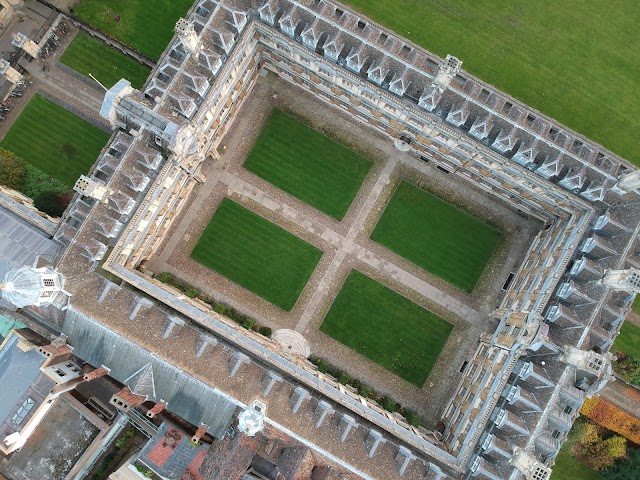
191,424 -> 208,445
51,365 -> 111,397
38,341 -> 73,367
110,387 -> 147,412
147,400 -> 167,418
83,366 -> 110,382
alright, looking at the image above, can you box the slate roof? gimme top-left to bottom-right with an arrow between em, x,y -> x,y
0,334 -> 47,426
0,208 -> 59,267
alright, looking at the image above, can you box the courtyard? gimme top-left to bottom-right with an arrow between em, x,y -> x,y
145,71 -> 540,421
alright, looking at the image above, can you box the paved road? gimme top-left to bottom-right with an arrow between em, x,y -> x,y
600,378 -> 640,419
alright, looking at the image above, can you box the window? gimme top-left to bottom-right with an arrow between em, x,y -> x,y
628,272 -> 640,288
11,397 -> 35,426
43,278 -> 55,287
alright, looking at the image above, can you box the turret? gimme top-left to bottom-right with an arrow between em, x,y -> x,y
0,264 -> 63,308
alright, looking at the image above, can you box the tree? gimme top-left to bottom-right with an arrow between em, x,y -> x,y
614,353 -> 640,384
34,190 -> 67,217
601,447 -> 640,480
0,149 -> 27,191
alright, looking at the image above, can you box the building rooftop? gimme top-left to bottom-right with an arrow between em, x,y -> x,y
61,308 -> 238,440
0,330 -> 56,449
138,421 -> 209,479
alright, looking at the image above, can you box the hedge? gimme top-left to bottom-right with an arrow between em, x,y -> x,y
581,397 -> 640,444
153,272 -> 272,338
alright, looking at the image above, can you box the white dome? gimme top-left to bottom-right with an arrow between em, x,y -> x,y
0,265 -> 42,308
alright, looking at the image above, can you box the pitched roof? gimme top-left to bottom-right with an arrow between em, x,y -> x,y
61,309 -> 237,438
125,363 -> 156,399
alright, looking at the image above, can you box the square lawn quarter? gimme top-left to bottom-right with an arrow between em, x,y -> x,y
243,109 -> 372,220
320,270 -> 452,387
0,95 -> 110,187
191,198 -> 323,311
371,181 -> 502,292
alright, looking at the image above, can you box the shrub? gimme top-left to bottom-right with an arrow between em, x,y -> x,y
184,287 -> 201,298
405,411 -> 421,428
582,397 -> 640,444
0,149 -> 26,190
358,385 -> 372,398
382,397 -> 397,413
259,326 -> 272,337
337,372 -> 350,385
583,439 -> 615,470
155,272 -> 175,284
240,318 -> 255,330
317,360 -> 330,373
212,303 -> 228,315
605,436 -> 627,460
34,190 -> 67,217
580,422 -> 601,446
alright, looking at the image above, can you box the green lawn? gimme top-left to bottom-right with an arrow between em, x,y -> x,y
59,32 -> 151,89
320,270 -> 452,387
632,296 -> 640,315
551,421 -> 601,480
343,0 -> 640,166
613,321 -> 640,358
0,95 -> 109,187
243,109 -> 372,220
191,198 -> 323,311
371,181 -> 502,292
74,0 -> 194,60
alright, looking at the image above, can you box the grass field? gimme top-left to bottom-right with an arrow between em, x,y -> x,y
320,270 -> 452,386
59,32 -> 151,89
74,0 -> 193,60
191,198 -> 323,311
613,321 -> 640,358
371,181 -> 502,292
244,109 -> 372,220
632,296 -> 640,315
0,95 -> 109,187
342,0 -> 640,166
